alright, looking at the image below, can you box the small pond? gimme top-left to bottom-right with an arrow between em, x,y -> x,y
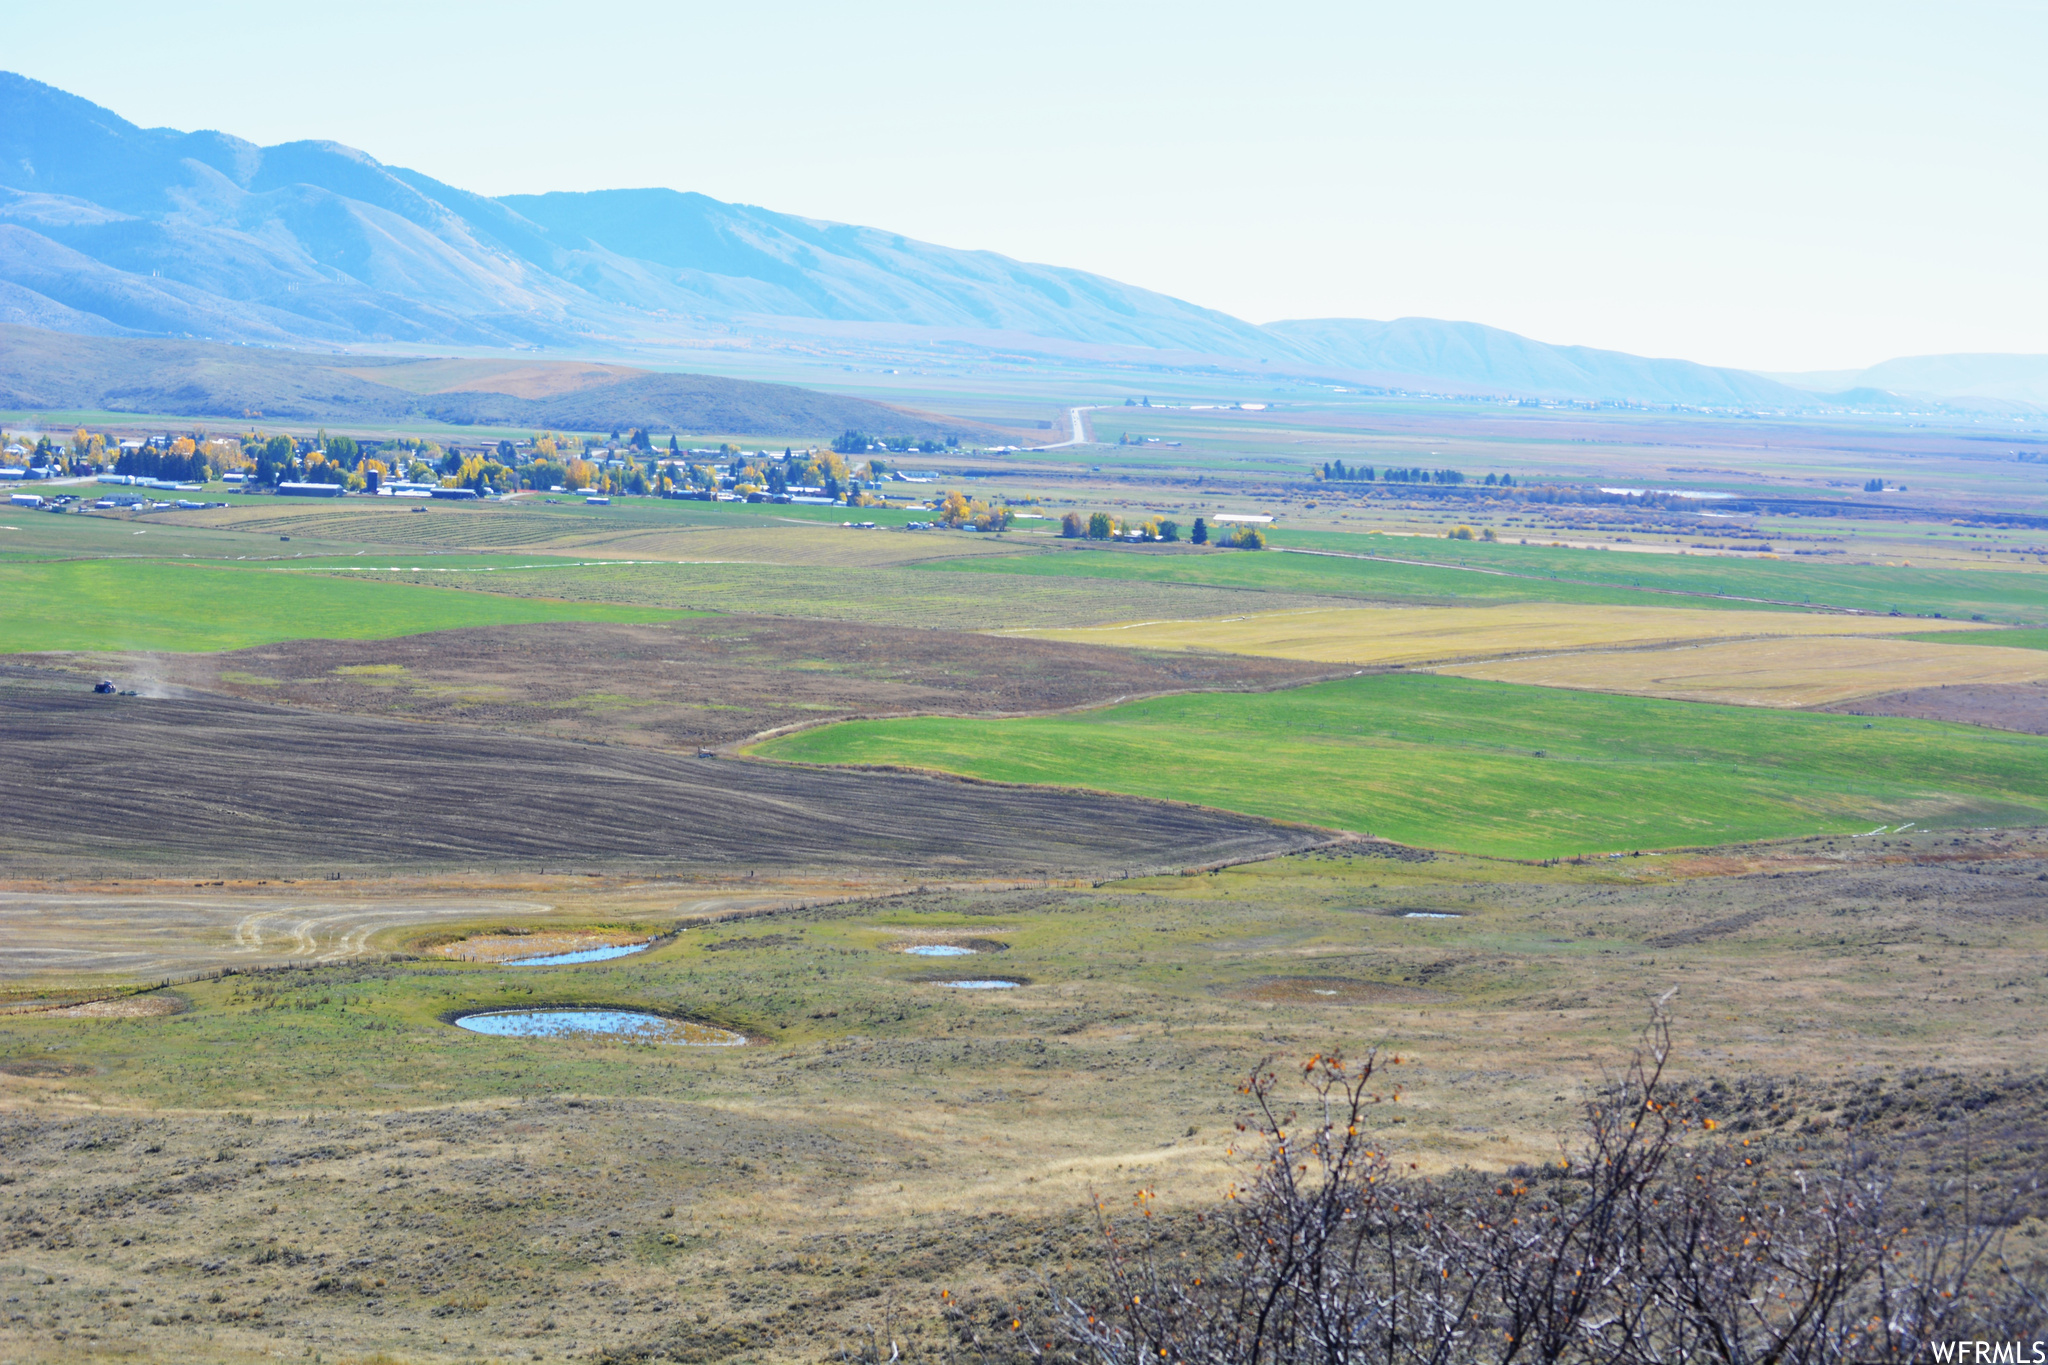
453,1008 -> 744,1046
1400,912 -> 1461,920
903,944 -> 977,957
936,979 -> 1022,990
504,942 -> 653,966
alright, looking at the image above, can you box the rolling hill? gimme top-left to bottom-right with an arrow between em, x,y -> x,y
0,325 -> 995,439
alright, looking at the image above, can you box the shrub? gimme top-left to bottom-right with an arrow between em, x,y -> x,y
1048,1011 -> 2044,1363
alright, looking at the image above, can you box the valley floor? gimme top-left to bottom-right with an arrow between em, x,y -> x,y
3,832 -> 2045,1363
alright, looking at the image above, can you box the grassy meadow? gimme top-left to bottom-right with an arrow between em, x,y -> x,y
0,558 -> 698,653
1903,625 -> 2048,651
753,673 -> 2048,858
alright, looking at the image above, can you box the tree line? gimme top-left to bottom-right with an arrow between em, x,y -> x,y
1321,461 -> 1517,487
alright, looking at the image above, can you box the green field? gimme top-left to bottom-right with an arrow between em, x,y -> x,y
925,540 -> 2048,622
335,558 -> 1360,631
1902,625 -> 2048,651
753,673 -> 2048,858
0,559 -> 699,653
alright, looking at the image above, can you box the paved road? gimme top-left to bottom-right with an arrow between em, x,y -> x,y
1033,406 -> 1093,449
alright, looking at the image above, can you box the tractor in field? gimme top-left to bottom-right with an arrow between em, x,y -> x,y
93,679 -> 116,694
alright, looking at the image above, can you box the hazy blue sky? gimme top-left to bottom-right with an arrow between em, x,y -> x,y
9,0 -> 2043,371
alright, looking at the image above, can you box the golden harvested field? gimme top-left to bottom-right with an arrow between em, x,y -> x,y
1441,634 -> 2048,707
1000,603 -> 1991,667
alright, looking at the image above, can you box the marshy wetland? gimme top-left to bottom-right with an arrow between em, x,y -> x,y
3,831 -> 2045,1361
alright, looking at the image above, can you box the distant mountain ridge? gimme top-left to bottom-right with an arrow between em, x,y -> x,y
1262,318 -> 1801,407
1767,354 -> 2048,408
0,71 -> 2031,411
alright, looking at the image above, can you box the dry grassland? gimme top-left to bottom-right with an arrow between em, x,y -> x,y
1442,634 -> 2048,707
0,881 -> 819,987
0,831 -> 2043,1362
333,358 -> 640,398
1000,603 -> 1991,668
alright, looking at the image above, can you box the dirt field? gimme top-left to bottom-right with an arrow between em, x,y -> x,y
1819,680 -> 2048,734
0,829 -> 2043,1362
46,617 -> 1342,753
0,682 -> 1325,882
1439,633 -> 2048,707
0,683 -> 1327,888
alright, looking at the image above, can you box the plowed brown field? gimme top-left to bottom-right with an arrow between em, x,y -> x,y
68,617 -> 1342,752
1818,680 -> 2048,734
0,683 -> 1326,880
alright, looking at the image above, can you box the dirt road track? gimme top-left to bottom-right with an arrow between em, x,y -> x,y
0,887 -> 806,982
0,685 -> 1323,879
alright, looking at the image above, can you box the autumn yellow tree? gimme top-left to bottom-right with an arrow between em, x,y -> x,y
936,489 -> 973,525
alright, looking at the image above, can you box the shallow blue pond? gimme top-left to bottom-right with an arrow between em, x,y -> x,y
504,942 -> 653,966
453,1008 -> 744,1046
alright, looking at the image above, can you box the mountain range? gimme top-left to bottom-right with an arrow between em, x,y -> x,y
1,71 -> 2038,413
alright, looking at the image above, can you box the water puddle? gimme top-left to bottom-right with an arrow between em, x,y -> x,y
903,945 -> 976,957
433,930 -> 656,965
936,979 -> 1022,990
453,1008 -> 744,1046
1224,976 -> 1451,1005
1400,912 -> 1461,920
503,942 -> 652,966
